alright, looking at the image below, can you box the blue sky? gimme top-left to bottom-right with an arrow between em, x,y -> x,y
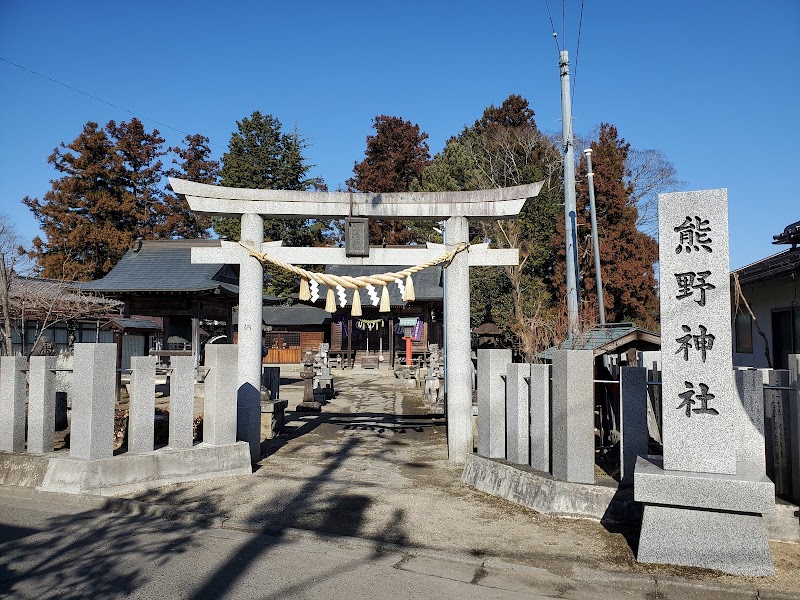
1,0 -> 797,269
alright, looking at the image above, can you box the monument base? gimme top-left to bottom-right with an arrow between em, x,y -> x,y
296,401 -> 322,412
634,456 -> 774,576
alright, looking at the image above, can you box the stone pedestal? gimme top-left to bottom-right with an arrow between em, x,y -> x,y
315,375 -> 334,399
635,189 -> 775,575
296,354 -> 322,412
635,456 -> 774,576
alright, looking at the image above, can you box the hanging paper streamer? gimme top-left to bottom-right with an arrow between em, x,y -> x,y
366,283 -> 379,307
309,279 -> 320,302
395,277 -> 405,300
351,289 -> 362,316
336,284 -> 347,308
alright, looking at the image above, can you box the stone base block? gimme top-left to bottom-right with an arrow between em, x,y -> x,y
296,401 -> 322,412
634,456 -> 775,514
0,452 -> 51,488
39,442 -> 252,495
461,453 -> 638,522
634,455 -> 775,576
637,504 -> 774,576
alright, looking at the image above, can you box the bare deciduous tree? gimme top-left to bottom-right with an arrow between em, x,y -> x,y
1,215 -> 121,356
626,147 -> 684,238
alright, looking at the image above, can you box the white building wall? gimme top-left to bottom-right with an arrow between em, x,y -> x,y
732,277 -> 797,368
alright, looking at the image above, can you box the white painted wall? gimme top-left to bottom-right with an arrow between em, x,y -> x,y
732,277 -> 798,368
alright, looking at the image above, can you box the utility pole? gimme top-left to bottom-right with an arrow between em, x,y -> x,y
584,149 -> 606,325
560,50 -> 580,338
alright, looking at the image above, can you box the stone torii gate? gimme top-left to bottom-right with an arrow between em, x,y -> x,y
170,178 -> 543,463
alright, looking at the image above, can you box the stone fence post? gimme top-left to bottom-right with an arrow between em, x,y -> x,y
506,363 -> 531,465
529,364 -> 551,473
790,354 -> 800,500
128,355 -> 156,455
619,366 -> 648,486
477,349 -> 511,459
551,349 -> 594,484
27,356 -> 57,454
0,356 -> 27,452
204,345 -> 238,446
70,343 -> 116,460
168,355 -> 195,449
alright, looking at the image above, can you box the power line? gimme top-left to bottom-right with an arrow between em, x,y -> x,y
543,0 -> 561,51
0,56 -> 226,152
572,0 -> 586,106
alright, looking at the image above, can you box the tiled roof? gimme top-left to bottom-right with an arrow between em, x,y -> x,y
733,248 -> 800,286
538,323 -> 661,361
82,240 -> 239,295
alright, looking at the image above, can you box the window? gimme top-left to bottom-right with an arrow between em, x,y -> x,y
735,311 -> 753,353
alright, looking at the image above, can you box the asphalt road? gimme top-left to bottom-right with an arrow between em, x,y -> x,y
0,493 -> 566,600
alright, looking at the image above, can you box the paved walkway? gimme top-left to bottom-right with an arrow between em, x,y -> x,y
4,366 -> 799,598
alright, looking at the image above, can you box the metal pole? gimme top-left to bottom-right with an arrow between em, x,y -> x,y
560,50 -> 580,338
584,148 -> 606,325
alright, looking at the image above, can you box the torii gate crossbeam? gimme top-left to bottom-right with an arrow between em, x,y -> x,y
170,178 -> 543,464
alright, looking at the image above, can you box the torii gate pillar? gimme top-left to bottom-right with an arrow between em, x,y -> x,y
444,216 -> 472,459
237,214 -> 265,463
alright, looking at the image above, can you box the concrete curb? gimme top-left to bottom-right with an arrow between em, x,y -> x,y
2,484 -> 796,598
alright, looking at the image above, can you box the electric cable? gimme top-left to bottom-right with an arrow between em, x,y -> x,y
0,56 -> 226,151
543,0 -> 561,51
572,0 -> 586,106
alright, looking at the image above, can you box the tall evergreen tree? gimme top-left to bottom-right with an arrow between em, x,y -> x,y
163,134 -> 219,238
215,112 -> 323,245
348,115 -> 431,245
216,111 -> 327,297
23,119 -> 212,280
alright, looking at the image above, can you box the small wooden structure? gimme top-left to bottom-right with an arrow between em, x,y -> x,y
84,239 -> 241,368
257,304 -> 330,364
